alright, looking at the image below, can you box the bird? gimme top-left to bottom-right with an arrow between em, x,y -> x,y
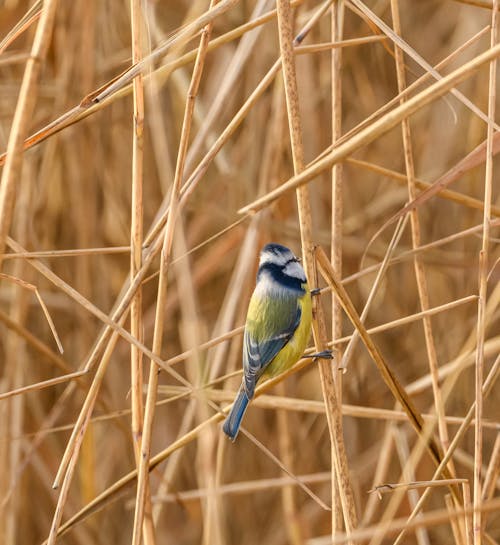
222,243 -> 312,441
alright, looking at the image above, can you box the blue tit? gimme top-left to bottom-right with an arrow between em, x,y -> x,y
223,243 -> 312,441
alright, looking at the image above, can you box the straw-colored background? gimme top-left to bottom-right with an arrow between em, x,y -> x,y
0,1 -> 499,544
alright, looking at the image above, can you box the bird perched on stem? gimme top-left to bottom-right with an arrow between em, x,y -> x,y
223,243 -> 312,441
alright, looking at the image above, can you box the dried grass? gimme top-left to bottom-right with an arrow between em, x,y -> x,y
0,1 -> 499,544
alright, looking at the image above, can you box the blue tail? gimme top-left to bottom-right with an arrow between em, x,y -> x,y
222,385 -> 249,441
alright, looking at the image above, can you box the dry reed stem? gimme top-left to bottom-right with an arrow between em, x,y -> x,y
129,2 -> 155,544
158,388 -> 499,430
276,1 -> 328,541
473,3 -> 498,543
131,11 -> 213,545
446,493 -> 468,545
239,41 -> 500,214
1,3 -> 499,544
463,482 -> 474,545
371,478 -> 468,496
23,388 -> 500,435
391,0 -> 453,480
277,0 -> 357,540
0,273 -> 62,353
161,294 -> 476,370
45,328 -> 121,544
0,1 -> 311,166
150,471 -> 331,502
0,0 -> 57,270
315,247 -> 457,486
0,1 -> 42,53
330,0 -> 345,529
0,308 -> 70,373
48,346 -> 500,542
310,23 -> 490,171
340,216 -> 407,369
366,130 -> 500,247
482,432 -> 500,502
88,0 -> 239,105
2,246 -> 130,259
349,0 -> 498,132
5,238 -> 183,383
184,0 -> 271,175
347,158 -> 500,218
0,3 -> 485,172
0,371 -> 87,402
392,352 -> 500,544
0,0 -> 58,267
311,497 -> 500,545
129,0 -> 145,463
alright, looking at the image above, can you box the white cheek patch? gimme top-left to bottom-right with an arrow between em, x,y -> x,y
283,260 -> 306,281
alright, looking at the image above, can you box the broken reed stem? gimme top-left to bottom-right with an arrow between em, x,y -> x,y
48,350 -> 500,542
276,1 -> 358,541
371,478 -> 468,496
390,0 -> 453,474
474,3 -> 498,543
130,13 -> 213,545
0,0 -> 58,269
314,247 -> 458,490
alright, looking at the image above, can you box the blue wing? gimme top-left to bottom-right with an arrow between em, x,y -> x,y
243,295 -> 301,399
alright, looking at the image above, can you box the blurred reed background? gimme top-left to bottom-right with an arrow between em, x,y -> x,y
0,0 -> 499,544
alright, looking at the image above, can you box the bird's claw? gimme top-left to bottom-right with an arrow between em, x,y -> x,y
306,350 -> 334,360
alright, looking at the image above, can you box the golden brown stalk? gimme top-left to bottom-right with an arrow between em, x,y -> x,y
129,2 -> 155,543
276,1 -> 357,541
474,3 -> 498,543
0,0 -> 58,268
391,0 -> 453,476
239,41 -> 500,214
130,8 -> 214,544
330,0 -> 344,530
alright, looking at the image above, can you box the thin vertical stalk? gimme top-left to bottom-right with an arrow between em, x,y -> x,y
130,0 -> 145,463
130,13 -> 213,545
46,330 -> 122,545
0,0 -> 58,268
275,1 -> 357,542
390,0 -> 453,472
277,382 -> 304,545
480,431 -> 500,534
331,1 -> 344,531
129,2 -> 155,544
474,2 -> 498,543
463,482 -> 474,545
2,162 -> 32,544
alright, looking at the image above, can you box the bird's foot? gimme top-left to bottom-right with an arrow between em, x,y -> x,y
310,288 -> 321,297
305,350 -> 334,360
